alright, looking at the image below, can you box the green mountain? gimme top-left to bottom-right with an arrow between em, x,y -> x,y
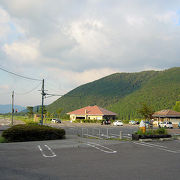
47,67 -> 180,120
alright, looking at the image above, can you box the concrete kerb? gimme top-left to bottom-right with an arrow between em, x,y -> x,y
138,138 -> 174,142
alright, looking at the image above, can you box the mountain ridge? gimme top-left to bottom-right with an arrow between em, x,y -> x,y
47,67 -> 180,119
0,104 -> 25,114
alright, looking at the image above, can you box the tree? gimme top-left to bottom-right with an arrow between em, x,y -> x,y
38,106 -> 47,114
51,112 -> 55,118
173,101 -> 180,112
137,103 -> 154,121
46,111 -> 51,118
56,108 -> 63,119
26,106 -> 34,118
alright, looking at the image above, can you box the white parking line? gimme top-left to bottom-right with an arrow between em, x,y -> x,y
38,145 -> 56,158
85,142 -> 117,154
133,142 -> 179,154
141,142 -> 167,148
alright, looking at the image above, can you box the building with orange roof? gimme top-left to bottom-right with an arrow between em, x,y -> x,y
67,105 -> 117,121
152,109 -> 180,125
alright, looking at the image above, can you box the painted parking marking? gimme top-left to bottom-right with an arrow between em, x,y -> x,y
133,142 -> 180,154
85,142 -> 117,154
141,142 -> 167,148
38,145 -> 56,158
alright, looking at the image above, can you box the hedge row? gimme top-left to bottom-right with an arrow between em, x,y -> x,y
2,124 -> 65,142
74,119 -> 102,123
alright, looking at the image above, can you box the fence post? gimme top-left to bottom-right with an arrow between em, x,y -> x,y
120,131 -> 122,140
107,128 -> 109,139
87,128 -> 88,137
99,128 -> 100,138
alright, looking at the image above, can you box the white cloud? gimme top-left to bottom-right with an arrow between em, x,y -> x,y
68,19 -> 109,57
3,38 -> 40,63
47,67 -> 117,87
0,7 -> 10,40
0,0 -> 180,106
126,15 -> 146,26
155,11 -> 179,24
0,84 -> 9,91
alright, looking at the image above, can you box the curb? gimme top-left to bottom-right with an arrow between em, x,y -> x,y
139,139 -> 152,142
139,138 -> 173,142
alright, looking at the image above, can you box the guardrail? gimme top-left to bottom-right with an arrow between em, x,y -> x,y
80,127 -> 131,140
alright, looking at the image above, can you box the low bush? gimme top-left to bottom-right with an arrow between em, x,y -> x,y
0,136 -> 7,143
135,128 -> 167,135
122,120 -> 129,124
2,124 -> 65,142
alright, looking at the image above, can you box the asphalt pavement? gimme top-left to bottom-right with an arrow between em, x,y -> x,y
0,120 -> 180,180
0,135 -> 180,180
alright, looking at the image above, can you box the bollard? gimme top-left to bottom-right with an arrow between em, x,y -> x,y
120,131 -> 122,140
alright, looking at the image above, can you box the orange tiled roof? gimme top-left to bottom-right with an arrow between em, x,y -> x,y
152,109 -> 180,117
67,105 -> 117,116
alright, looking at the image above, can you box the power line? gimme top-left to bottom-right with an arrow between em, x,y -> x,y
15,82 -> 42,95
0,66 -> 42,81
45,93 -> 80,99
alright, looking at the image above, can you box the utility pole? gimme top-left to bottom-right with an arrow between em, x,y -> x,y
41,79 -> 46,125
11,91 -> 14,126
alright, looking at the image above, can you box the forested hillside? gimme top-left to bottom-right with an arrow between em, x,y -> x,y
47,67 -> 180,120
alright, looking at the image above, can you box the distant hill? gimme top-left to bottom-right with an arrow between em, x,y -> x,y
20,105 -> 44,114
0,104 -> 25,114
47,67 -> 180,120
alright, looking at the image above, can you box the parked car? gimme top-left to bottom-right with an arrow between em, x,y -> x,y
145,121 -> 153,128
178,122 -> 180,129
113,120 -> 123,126
159,121 -> 173,128
129,120 -> 136,125
51,118 -> 61,123
101,120 -> 111,125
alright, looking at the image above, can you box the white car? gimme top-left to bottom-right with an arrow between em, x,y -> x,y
159,121 -> 173,128
51,118 -> 61,123
113,120 -> 123,126
129,120 -> 136,125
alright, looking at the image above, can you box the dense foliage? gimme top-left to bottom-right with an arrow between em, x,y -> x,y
2,124 -> 65,142
173,101 -> 180,112
47,67 -> 180,120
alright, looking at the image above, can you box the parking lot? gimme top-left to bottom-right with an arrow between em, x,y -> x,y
0,134 -> 180,180
1,119 -> 180,179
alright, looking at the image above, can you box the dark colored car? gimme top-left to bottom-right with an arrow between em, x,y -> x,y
101,120 -> 111,125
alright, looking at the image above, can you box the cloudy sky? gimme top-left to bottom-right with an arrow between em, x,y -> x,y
0,0 -> 180,107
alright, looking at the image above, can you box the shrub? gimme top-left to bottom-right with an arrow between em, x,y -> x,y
0,136 -> 7,143
135,128 -> 167,135
122,120 -> 129,124
155,128 -> 167,135
74,119 -> 81,123
2,124 -> 65,142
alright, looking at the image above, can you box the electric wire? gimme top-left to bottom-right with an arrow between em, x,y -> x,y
0,66 -> 42,81
15,82 -> 42,95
